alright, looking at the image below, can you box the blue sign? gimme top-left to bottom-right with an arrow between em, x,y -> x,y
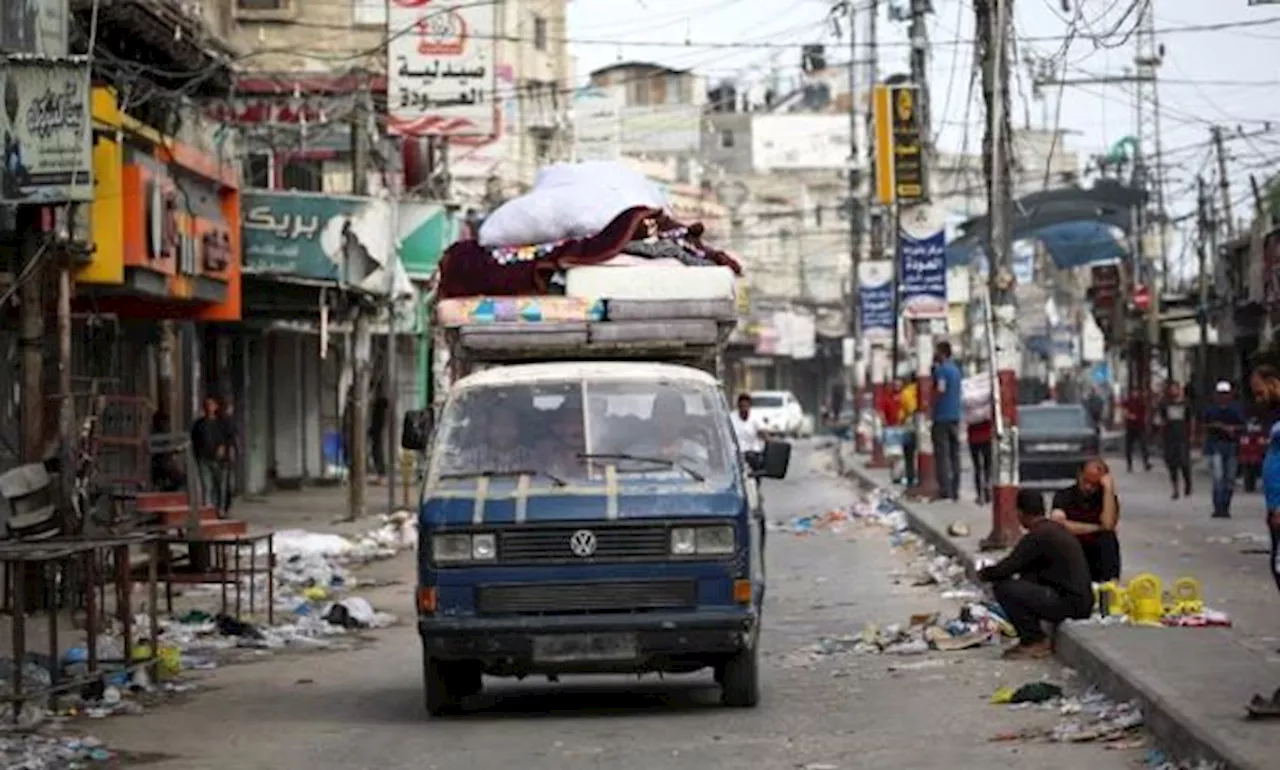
899,228 -> 948,319
859,279 -> 894,342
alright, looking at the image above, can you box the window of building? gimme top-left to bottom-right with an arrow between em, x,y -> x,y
236,0 -> 288,10
533,15 -> 548,51
243,153 -> 272,189
353,0 -> 386,26
534,134 -> 553,163
281,158 -> 323,192
720,129 -> 735,149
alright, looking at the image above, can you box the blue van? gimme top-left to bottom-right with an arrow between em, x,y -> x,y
401,361 -> 789,715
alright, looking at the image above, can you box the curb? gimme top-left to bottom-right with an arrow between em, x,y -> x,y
842,459 -> 1265,770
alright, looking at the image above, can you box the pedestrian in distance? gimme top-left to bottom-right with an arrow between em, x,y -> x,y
370,381 -> 390,485
218,397 -> 241,516
1246,364 -> 1280,718
978,488 -> 1094,660
931,340 -> 963,501
1155,381 -> 1193,499
189,396 -> 227,514
731,393 -> 768,472
968,415 -> 993,505
1202,380 -> 1245,519
1121,387 -> 1152,472
1050,458 -> 1122,584
899,378 -> 919,488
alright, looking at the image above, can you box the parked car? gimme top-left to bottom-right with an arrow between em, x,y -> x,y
750,390 -> 806,437
1018,403 -> 1099,487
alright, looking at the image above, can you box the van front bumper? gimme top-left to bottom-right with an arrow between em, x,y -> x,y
419,608 -> 757,671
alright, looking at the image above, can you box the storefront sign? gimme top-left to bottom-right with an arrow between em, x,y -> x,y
873,83 -> 925,205
0,57 -> 91,203
387,0 -> 497,137
397,200 -> 459,278
898,228 -> 947,319
242,191 -> 396,294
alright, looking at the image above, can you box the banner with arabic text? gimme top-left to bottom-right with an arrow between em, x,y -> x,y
857,260 -> 894,343
898,227 -> 948,319
387,0 -> 497,137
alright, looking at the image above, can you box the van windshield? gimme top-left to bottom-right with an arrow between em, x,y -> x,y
431,378 -> 734,488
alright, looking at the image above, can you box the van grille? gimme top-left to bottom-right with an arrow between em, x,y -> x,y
476,580 -> 697,615
498,524 -> 671,563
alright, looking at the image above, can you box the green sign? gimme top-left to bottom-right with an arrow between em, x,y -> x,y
242,192 -> 457,289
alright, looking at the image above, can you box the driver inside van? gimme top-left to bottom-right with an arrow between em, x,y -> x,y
534,403 -> 587,479
450,400 -> 536,475
627,389 -> 710,468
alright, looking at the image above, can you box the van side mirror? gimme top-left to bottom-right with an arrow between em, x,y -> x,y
401,409 -> 433,451
757,440 -> 791,479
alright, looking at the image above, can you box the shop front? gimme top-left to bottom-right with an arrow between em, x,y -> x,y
75,87 -> 241,483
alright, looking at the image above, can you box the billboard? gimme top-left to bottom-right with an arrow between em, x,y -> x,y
387,0 -> 497,137
750,114 -> 850,171
0,57 -> 92,203
857,260 -> 894,343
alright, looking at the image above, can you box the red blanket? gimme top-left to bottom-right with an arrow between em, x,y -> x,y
436,207 -> 742,299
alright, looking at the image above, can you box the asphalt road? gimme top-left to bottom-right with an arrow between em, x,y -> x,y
95,442 -> 1148,770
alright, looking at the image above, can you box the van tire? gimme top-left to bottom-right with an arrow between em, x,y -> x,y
423,656 -> 459,716
719,645 -> 760,708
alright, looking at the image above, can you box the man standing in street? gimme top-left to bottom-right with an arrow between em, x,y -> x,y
978,488 -> 1094,659
1155,381 -> 1193,499
190,396 -> 226,513
1202,380 -> 1245,519
931,341 -> 963,501
1122,387 -> 1151,472
370,382 -> 390,485
1247,364 -> 1280,717
731,393 -> 767,471
218,398 -> 241,516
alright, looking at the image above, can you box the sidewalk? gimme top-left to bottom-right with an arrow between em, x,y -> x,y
839,442 -> 1280,770
233,483 -> 408,538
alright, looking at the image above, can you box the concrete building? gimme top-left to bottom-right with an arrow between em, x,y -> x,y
588,62 -> 704,157
205,0 -> 573,202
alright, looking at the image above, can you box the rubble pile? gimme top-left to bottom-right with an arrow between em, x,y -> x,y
0,516 -> 416,764
990,686 -> 1146,744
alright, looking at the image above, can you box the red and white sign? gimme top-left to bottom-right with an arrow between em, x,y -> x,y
1133,284 -> 1150,311
387,0 -> 497,137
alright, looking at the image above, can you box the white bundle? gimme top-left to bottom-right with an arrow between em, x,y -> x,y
962,375 -> 994,424
478,161 -> 669,247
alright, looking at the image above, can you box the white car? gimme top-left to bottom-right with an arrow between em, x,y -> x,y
749,390 -> 806,437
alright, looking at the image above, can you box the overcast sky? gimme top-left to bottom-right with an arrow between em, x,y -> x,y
567,0 -> 1280,272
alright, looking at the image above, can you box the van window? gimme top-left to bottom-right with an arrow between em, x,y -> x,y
431,378 -> 734,487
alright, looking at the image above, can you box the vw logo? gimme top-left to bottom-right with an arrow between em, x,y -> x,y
568,529 -> 597,557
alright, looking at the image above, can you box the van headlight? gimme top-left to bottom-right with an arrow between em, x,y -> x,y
670,525 -> 735,556
432,533 -> 497,563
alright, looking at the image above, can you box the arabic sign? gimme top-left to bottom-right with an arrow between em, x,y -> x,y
872,83 -> 925,205
0,58 -> 91,203
1,0 -> 68,56
387,0 -> 497,137
898,227 -> 947,319
858,260 -> 894,344
242,192 -> 397,295
572,86 -> 621,161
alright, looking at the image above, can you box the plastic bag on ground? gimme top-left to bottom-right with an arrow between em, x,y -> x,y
478,161 -> 669,247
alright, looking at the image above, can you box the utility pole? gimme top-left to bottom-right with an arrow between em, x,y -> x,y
904,0 -> 938,501
980,0 -> 1020,550
1135,0 -> 1165,402
1196,176 -> 1212,404
347,80 -> 372,520
1211,125 -> 1235,239
843,0 -> 863,439
18,209 -> 44,463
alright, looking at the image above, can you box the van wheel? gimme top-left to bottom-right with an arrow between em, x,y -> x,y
718,645 -> 760,708
423,656 -> 459,716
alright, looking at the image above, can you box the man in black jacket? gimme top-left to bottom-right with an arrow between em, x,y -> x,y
978,488 -> 1095,659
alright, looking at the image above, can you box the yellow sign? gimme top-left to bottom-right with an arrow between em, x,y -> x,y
872,83 -> 926,206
